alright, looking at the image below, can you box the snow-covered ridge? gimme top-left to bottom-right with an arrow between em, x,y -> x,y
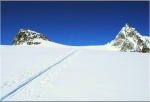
12,23 -> 150,53
19,29 -> 41,35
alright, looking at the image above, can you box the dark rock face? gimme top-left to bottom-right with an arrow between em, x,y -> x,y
12,29 -> 50,45
110,23 -> 150,53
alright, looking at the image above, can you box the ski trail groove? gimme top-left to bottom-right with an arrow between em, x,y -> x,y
0,49 -> 77,101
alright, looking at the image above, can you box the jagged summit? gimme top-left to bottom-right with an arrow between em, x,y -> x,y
110,23 -> 150,53
124,23 -> 130,28
12,29 -> 50,45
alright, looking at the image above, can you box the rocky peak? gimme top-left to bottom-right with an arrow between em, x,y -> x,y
124,23 -> 130,28
12,29 -> 50,45
110,23 -> 150,53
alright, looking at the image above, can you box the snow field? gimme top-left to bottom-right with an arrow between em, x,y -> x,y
1,45 -> 149,101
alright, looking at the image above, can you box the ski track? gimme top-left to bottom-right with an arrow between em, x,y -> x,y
0,49 -> 77,101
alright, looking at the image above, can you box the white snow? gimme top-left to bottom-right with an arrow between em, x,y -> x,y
0,42 -> 149,101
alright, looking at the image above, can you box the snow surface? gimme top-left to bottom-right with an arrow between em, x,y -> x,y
0,42 -> 149,101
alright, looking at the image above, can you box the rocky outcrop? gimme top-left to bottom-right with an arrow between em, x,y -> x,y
12,29 -> 50,45
110,23 -> 150,53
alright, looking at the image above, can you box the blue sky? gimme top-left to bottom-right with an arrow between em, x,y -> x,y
1,1 -> 149,46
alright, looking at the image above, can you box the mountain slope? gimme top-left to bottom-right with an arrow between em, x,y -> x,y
12,24 -> 150,53
110,23 -> 150,53
1,45 -> 149,101
12,29 -> 50,45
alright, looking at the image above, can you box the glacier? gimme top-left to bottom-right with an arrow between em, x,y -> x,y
0,42 -> 149,101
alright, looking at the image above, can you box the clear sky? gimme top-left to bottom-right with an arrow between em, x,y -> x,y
1,1 -> 149,46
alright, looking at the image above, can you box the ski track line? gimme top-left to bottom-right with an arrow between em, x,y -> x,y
1,49 -> 77,101
38,49 -> 81,88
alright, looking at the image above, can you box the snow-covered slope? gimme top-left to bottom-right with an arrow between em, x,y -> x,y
110,23 -> 150,53
1,45 -> 149,101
